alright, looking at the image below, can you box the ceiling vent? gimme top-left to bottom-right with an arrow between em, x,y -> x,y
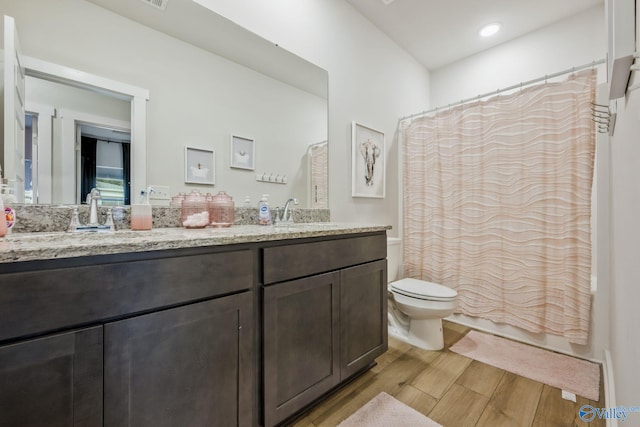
139,0 -> 168,11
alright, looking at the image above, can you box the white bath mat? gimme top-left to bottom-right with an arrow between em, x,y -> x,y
450,330 -> 600,401
337,392 -> 442,427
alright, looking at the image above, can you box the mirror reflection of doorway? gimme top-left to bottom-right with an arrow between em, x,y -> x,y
79,124 -> 131,206
24,114 -> 37,204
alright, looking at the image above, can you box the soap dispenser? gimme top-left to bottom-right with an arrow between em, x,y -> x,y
131,187 -> 154,230
257,194 -> 272,225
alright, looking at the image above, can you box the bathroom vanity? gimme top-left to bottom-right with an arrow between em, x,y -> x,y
0,224 -> 388,427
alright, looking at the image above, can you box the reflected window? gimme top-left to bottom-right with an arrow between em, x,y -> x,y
80,125 -> 131,205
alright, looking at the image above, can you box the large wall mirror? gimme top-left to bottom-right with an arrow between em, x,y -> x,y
1,0 -> 328,208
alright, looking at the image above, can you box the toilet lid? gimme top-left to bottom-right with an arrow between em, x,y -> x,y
390,278 -> 457,301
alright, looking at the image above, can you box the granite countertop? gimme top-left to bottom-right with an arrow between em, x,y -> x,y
0,223 -> 391,264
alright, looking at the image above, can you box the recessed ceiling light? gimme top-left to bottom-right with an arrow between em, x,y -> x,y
479,23 -> 501,37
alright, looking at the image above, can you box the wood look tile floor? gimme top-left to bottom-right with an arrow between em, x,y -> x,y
288,321 -> 605,427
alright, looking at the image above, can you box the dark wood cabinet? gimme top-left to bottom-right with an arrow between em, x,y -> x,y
104,292 -> 253,427
340,260 -> 388,379
0,230 -> 387,427
0,246 -> 255,427
262,233 -> 387,426
263,272 -> 340,427
0,326 -> 103,427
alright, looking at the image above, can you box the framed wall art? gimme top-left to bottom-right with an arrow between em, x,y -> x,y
230,135 -> 255,170
352,121 -> 385,198
184,146 -> 215,185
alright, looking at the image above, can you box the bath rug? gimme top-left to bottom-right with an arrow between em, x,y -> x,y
449,330 -> 600,401
337,392 -> 442,427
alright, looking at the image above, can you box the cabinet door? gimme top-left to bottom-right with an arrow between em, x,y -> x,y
0,326 -> 103,427
340,260 -> 388,379
263,272 -> 340,427
104,292 -> 253,427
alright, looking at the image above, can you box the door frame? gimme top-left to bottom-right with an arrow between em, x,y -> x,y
25,103 -> 55,204
21,55 -> 148,204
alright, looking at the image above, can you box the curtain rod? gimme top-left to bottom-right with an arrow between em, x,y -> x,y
399,58 -> 605,123
83,134 -> 131,144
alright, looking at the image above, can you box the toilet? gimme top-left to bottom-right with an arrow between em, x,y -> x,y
387,237 -> 458,350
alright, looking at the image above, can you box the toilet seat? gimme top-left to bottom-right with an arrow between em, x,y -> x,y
390,278 -> 457,302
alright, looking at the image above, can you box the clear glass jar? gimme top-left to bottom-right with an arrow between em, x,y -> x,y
208,191 -> 235,227
181,190 -> 209,228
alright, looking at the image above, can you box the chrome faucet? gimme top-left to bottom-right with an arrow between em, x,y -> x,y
279,198 -> 299,224
68,188 -> 115,232
87,188 -> 102,226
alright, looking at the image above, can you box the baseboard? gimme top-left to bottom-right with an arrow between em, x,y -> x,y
603,349 -> 618,427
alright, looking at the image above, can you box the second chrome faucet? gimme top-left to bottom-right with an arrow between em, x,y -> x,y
277,198 -> 298,224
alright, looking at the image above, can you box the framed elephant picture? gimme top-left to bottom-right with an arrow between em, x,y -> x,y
352,121 -> 385,198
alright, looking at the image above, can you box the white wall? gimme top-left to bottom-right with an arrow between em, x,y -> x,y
0,58 -> 4,172
1,0 -> 327,208
26,77 -> 130,123
609,83 -> 640,412
606,0 -> 640,409
191,0 -> 431,231
431,6 -> 605,107
428,6 -> 608,362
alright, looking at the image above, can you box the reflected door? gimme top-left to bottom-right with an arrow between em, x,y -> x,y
3,15 -> 26,202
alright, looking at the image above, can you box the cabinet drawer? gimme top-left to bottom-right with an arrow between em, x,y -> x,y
0,249 -> 253,343
263,233 -> 386,284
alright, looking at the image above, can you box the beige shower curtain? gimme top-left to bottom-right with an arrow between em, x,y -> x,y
401,69 -> 596,344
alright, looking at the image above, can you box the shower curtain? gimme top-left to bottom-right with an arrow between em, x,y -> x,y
401,69 -> 596,345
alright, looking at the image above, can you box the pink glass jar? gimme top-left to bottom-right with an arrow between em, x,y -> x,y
181,190 -> 209,228
208,191 -> 235,227
170,192 -> 186,207
0,198 -> 7,237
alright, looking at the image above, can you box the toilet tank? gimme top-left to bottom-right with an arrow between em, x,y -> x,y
387,237 -> 402,283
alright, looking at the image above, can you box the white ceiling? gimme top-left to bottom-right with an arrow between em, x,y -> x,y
345,0 -> 604,70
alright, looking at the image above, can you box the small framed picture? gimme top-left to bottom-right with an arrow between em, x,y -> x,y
184,146 -> 215,185
230,135 -> 255,170
352,121 -> 385,198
